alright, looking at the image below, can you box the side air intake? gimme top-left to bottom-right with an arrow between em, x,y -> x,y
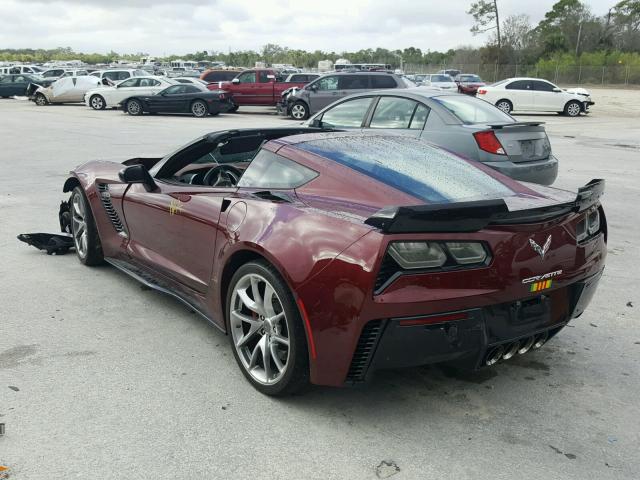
97,183 -> 126,235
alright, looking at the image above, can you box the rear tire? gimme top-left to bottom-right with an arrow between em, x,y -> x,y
34,93 -> 47,106
495,99 -> 512,114
226,260 -> 310,396
126,99 -> 143,116
290,101 -> 309,120
89,94 -> 106,110
564,100 -> 582,117
70,187 -> 104,266
191,100 -> 209,117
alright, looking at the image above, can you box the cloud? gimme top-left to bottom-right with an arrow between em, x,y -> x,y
0,0 -> 616,56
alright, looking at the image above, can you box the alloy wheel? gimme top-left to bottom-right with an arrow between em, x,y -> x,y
90,95 -> 104,110
127,101 -> 140,115
229,273 -> 290,385
192,101 -> 207,117
567,102 -> 581,117
35,94 -> 47,106
71,193 -> 88,258
496,101 -> 511,113
290,104 -> 307,119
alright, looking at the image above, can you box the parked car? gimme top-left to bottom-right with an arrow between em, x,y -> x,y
166,67 -> 200,78
284,73 -> 320,83
0,65 -> 44,75
84,76 -> 174,110
304,89 -> 559,185
437,68 -> 461,78
455,74 -> 486,95
0,74 -> 43,97
41,68 -> 89,79
121,84 -> 233,117
200,69 -> 240,83
32,76 -> 102,106
53,128 -> 605,395
278,72 -> 408,120
89,69 -> 147,86
476,77 -> 594,116
211,68 -> 309,111
422,74 -> 458,91
172,77 -> 210,87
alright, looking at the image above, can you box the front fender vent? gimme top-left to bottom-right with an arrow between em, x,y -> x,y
346,320 -> 384,383
97,183 -> 126,235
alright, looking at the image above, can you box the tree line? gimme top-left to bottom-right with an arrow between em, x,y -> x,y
1,0 -> 638,71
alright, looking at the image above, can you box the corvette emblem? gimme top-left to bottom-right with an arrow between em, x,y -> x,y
529,235 -> 552,259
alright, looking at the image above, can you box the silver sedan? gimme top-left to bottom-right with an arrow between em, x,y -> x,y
304,88 -> 558,185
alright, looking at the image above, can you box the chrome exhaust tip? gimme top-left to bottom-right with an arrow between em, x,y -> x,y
502,341 -> 520,361
485,345 -> 505,366
518,336 -> 536,355
532,331 -> 549,350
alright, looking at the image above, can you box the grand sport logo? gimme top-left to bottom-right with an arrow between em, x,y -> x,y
522,270 -> 563,284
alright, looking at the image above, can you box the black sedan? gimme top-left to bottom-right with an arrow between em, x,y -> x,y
122,84 -> 233,117
0,74 -> 45,97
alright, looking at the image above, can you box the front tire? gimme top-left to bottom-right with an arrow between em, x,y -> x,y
70,187 -> 104,266
89,94 -> 106,110
227,260 -> 309,396
126,99 -> 143,116
34,93 -> 47,106
228,103 -> 239,113
290,101 -> 309,120
495,99 -> 512,114
564,100 -> 582,117
191,100 -> 208,117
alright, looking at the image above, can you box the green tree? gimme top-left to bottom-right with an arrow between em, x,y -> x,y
468,0 -> 501,50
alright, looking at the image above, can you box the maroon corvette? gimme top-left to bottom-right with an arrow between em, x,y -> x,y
55,129 -> 606,395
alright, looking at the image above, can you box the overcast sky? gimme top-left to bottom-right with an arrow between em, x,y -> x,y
0,0 -> 614,55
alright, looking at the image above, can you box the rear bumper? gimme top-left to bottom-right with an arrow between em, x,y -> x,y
349,269 -> 603,383
484,155 -> 558,185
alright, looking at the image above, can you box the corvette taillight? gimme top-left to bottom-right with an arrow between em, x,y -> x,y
473,130 -> 506,155
477,88 -> 487,95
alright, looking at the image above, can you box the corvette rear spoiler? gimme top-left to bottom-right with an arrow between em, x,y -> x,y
364,179 -> 604,233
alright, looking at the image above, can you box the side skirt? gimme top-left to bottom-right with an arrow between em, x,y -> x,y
105,257 -> 225,334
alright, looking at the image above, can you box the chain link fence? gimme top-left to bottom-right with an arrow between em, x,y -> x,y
404,63 -> 640,86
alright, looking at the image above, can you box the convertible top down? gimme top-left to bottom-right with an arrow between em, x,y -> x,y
26,128 -> 606,395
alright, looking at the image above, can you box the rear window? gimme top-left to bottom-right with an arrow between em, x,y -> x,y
297,135 -> 513,203
238,150 -> 318,189
430,75 -> 452,82
433,95 -> 513,124
371,75 -> 397,88
459,75 -> 482,82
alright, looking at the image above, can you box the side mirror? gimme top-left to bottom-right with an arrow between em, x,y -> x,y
118,165 -> 157,192
553,88 -> 562,92
308,84 -> 318,92
310,117 -> 323,128
232,78 -> 240,84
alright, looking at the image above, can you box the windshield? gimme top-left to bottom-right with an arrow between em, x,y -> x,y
459,75 -> 482,82
297,135 -> 513,203
434,95 -> 513,124
430,75 -> 453,83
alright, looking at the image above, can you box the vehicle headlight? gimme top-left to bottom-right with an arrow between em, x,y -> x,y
445,242 -> 487,264
388,241 -> 447,269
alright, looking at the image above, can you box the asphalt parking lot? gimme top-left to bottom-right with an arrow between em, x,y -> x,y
1,88 -> 639,479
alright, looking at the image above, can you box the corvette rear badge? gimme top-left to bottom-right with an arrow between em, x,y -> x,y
529,235 -> 551,259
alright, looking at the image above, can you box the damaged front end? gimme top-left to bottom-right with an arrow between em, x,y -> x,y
17,199 -> 74,255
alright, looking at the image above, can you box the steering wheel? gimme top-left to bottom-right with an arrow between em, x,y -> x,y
202,165 -> 243,187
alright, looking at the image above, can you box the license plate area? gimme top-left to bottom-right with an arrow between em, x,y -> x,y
510,295 -> 551,324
